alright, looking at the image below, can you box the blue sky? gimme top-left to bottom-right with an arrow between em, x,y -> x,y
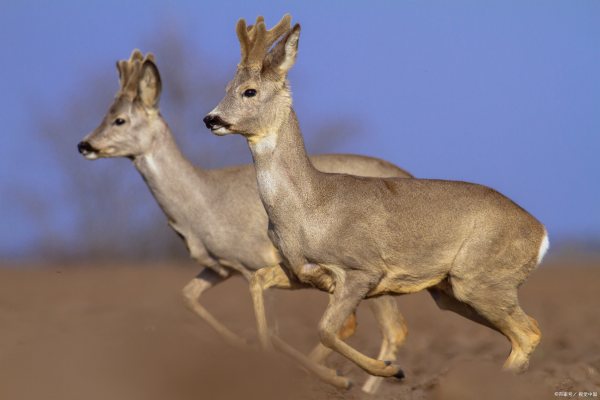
1,1 -> 599,257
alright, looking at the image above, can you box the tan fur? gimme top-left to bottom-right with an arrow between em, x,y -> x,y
208,15 -> 548,389
237,14 -> 291,68
80,49 -> 413,393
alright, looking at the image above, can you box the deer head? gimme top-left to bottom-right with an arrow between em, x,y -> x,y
204,14 -> 300,143
78,49 -> 163,159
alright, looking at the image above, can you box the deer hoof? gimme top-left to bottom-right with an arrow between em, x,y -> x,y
342,378 -> 353,390
331,375 -> 352,390
380,361 -> 404,378
393,368 -> 405,380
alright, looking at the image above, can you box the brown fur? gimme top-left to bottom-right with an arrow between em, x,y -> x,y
207,15 -> 548,389
237,14 -> 291,68
80,49 -> 414,393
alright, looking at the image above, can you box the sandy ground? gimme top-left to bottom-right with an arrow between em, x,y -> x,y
0,261 -> 599,400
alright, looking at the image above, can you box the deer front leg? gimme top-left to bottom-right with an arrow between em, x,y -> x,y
250,264 -> 352,352
182,267 -> 247,348
317,274 -> 405,379
362,296 -> 408,394
249,264 -> 303,350
308,305 -> 357,364
249,265 -> 351,389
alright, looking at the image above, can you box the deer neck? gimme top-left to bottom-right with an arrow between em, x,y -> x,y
132,122 -> 208,224
248,108 -> 319,217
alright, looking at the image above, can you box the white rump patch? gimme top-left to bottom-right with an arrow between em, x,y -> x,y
536,232 -> 550,265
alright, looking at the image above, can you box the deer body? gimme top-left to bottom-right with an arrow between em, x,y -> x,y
250,111 -> 546,297
132,120 -> 412,276
79,49 -> 411,393
132,131 -> 278,276
206,16 -> 548,389
247,103 -> 547,381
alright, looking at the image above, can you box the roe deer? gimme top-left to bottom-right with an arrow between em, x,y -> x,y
206,15 -> 549,390
78,46 -> 412,392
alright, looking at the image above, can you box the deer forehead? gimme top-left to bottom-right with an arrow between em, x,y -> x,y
107,96 -> 137,115
231,67 -> 283,90
232,67 -> 260,83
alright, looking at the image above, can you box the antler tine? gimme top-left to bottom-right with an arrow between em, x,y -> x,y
246,21 -> 267,66
117,49 -> 152,96
116,49 -> 144,91
236,18 -> 251,64
242,14 -> 292,67
129,49 -> 144,63
265,14 -> 291,48
247,16 -> 265,42
249,14 -> 291,50
116,60 -> 129,89
121,58 -> 143,98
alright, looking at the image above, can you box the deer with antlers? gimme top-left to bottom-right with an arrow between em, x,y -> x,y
205,15 -> 549,390
78,44 -> 413,393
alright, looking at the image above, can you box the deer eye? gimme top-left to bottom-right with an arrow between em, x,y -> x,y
243,89 -> 257,98
114,118 -> 126,126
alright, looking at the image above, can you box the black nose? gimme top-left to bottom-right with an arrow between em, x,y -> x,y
77,141 -> 94,154
203,114 -> 228,130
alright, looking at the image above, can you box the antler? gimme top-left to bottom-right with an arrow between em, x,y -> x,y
236,14 -> 291,68
116,49 -> 156,98
246,15 -> 265,42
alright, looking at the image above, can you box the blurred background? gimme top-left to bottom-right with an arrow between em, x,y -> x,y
1,2 -> 599,400
0,0 -> 598,263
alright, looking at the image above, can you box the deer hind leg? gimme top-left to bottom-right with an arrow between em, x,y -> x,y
500,308 -> 541,372
428,284 -> 500,332
449,277 -> 541,373
182,267 -> 248,348
362,296 -> 408,394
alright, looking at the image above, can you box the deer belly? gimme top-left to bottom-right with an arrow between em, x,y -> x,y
367,269 -> 446,297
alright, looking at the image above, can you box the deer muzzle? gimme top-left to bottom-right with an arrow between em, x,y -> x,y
77,141 -> 99,159
203,114 -> 232,135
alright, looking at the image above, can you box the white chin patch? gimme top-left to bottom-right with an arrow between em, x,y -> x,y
84,152 -> 99,160
212,126 -> 233,135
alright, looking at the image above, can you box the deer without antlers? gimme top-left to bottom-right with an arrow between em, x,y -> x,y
79,45 -> 412,392
206,15 -> 549,390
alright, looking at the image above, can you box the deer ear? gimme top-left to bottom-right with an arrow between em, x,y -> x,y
138,58 -> 162,108
265,23 -> 301,77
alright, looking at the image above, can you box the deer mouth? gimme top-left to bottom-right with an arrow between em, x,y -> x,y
211,126 -> 234,135
78,141 -> 100,159
77,141 -> 116,159
203,114 -> 233,135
